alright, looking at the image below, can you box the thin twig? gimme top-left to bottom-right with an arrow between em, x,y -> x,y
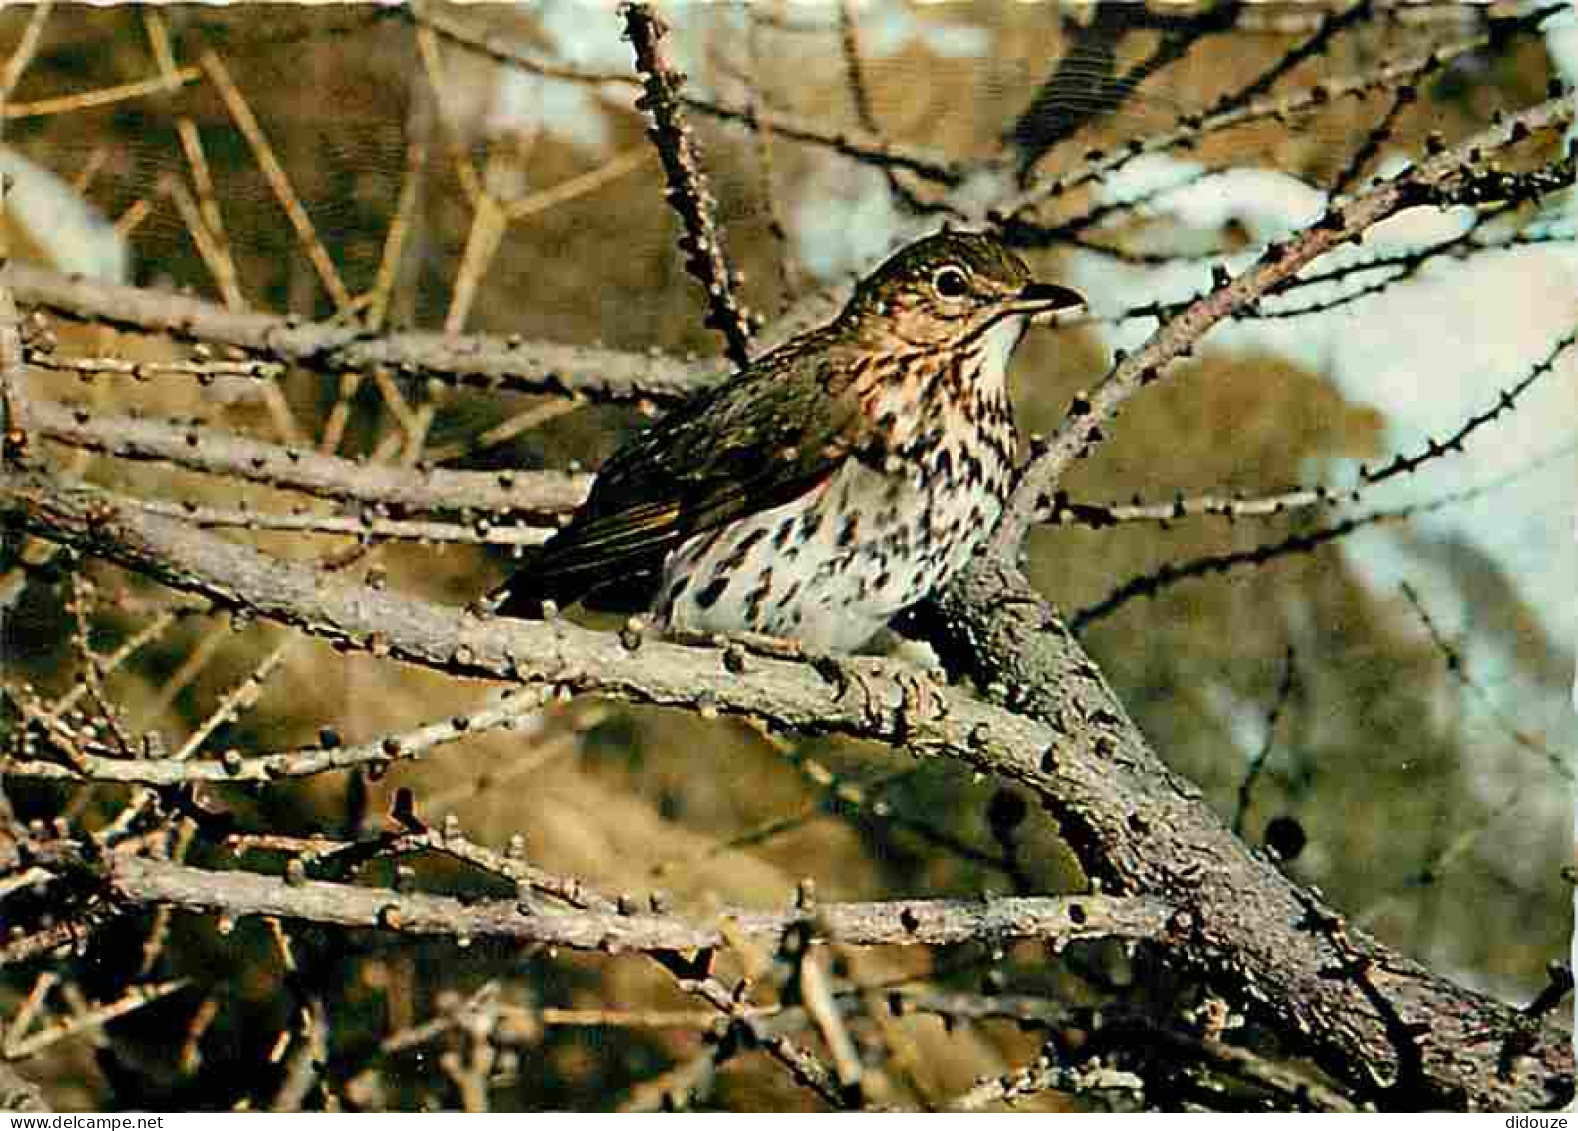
30,398 -> 589,516
116,498 -> 552,548
28,350 -> 283,383
993,94 -> 1575,554
0,68 -> 202,120
8,260 -> 720,403
365,138 -> 427,334
2,979 -> 189,1060
0,1 -> 52,106
623,2 -> 755,368
170,640 -> 291,762
6,688 -> 553,787
199,49 -> 353,312
1232,647 -> 1298,837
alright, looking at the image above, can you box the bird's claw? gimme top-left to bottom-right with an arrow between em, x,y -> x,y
811,654 -> 886,725
895,667 -> 946,735
813,655 -> 945,737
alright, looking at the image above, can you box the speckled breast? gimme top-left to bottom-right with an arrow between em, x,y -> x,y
656,344 -> 1018,652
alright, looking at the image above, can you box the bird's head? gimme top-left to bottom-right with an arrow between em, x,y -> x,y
842,230 -> 1085,349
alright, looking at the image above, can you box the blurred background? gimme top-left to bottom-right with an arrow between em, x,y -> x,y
1,1 -> 1572,1111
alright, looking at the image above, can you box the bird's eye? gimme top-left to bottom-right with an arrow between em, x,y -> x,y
932,266 -> 969,299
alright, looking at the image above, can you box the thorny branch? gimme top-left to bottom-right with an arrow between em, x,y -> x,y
991,93 -> 1574,553
31,852 -> 1169,958
5,261 -> 722,405
623,2 -> 756,369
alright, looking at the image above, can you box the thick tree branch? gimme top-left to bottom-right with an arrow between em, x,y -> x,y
911,552 -> 1571,1111
0,467 -> 1052,757
0,464 -> 1568,1108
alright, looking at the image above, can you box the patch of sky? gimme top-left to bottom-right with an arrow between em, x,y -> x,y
792,162 -> 908,282
852,0 -> 990,60
485,1 -> 649,153
0,145 -> 128,282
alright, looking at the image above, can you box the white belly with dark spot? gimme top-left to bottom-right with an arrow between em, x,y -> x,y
658,453 -> 1003,652
657,317 -> 1023,652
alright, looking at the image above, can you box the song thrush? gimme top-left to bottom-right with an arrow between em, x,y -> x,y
492,230 -> 1083,651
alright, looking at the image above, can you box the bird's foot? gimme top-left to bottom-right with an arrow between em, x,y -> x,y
660,626 -> 946,737
811,654 -> 884,724
812,654 -> 946,738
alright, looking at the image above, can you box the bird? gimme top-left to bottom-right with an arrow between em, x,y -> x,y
491,229 -> 1084,652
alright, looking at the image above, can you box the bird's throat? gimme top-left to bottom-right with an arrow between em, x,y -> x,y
853,315 -> 1024,458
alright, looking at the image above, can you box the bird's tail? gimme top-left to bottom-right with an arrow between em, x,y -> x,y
488,545 -> 580,619
488,539 -> 661,618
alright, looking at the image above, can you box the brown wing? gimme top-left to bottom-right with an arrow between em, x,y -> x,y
492,338 -> 859,617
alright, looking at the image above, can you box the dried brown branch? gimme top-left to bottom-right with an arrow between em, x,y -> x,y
0,68 -> 203,121
157,173 -> 245,312
5,684 -> 552,786
7,261 -> 717,403
199,49 -> 353,312
365,137 -> 427,336
78,854 -> 1168,956
1,977 -> 189,1060
30,398 -> 589,516
0,1 -> 52,107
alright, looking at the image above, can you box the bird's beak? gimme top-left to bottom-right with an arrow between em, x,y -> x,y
1013,281 -> 1085,319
